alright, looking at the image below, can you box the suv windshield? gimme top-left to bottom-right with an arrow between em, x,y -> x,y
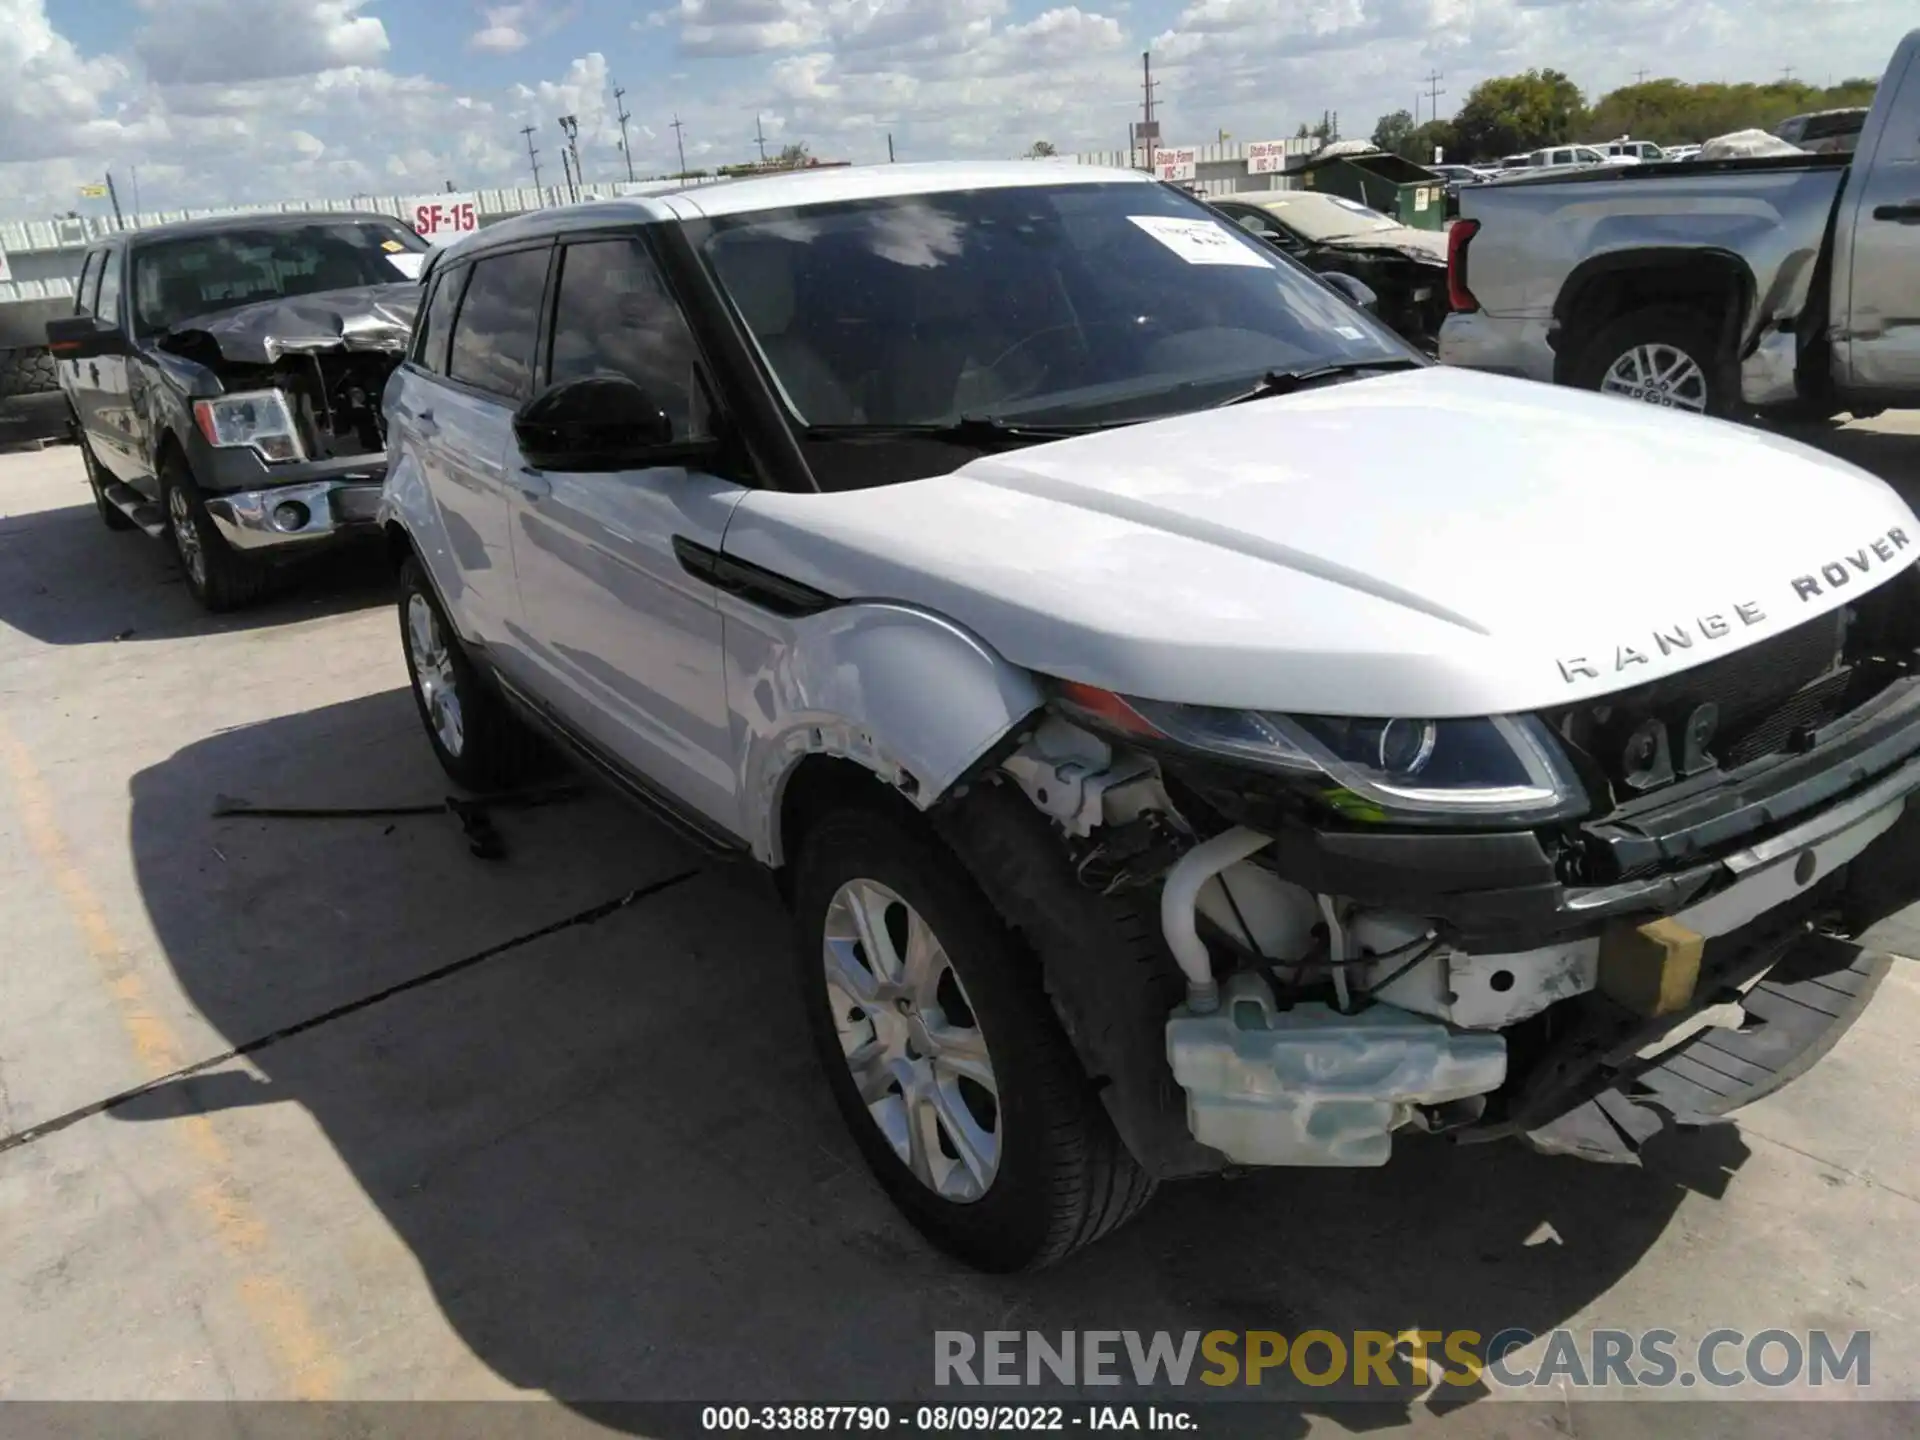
132,220 -> 430,336
699,181 -> 1409,429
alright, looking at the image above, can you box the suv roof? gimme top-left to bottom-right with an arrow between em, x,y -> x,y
436,161 -> 1155,262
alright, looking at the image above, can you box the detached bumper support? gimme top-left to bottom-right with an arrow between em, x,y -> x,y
202,475 -> 384,551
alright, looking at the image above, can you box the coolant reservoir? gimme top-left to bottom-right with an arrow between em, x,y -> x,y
1165,973 -> 1508,1167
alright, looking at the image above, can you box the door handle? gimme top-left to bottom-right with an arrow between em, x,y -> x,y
516,467 -> 551,502
1872,202 -> 1920,223
413,408 -> 438,435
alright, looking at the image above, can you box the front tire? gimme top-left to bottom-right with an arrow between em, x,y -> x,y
396,553 -> 542,791
792,806 -> 1153,1271
1570,305 -> 1731,418
161,455 -> 269,610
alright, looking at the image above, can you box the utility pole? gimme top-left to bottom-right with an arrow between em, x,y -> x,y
1139,50 -> 1159,169
130,166 -> 140,218
104,170 -> 124,227
754,115 -> 769,163
558,114 -> 581,198
671,114 -> 687,177
1423,70 -> 1444,121
1633,67 -> 1650,84
613,84 -> 636,181
1780,66 -> 1796,83
887,132 -> 895,162
520,124 -> 542,191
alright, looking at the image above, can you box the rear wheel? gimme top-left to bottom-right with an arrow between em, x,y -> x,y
396,553 -> 543,791
161,455 -> 270,610
1570,306 -> 1731,417
792,805 -> 1153,1271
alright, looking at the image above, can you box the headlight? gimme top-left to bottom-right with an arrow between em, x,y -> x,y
192,390 -> 305,462
1054,681 -> 1587,826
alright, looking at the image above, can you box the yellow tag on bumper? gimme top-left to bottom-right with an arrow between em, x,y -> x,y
1598,916 -> 1703,1017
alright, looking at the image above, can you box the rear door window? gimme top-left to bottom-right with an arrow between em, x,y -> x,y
547,236 -> 710,441
447,246 -> 550,401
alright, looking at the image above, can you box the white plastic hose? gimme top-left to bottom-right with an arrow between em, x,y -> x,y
1161,826 -> 1274,1013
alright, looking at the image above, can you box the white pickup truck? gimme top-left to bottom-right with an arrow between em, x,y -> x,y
1440,28 -> 1920,421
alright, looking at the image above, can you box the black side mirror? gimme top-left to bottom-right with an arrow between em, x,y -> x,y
1320,272 -> 1380,315
46,314 -> 127,360
513,374 -> 697,473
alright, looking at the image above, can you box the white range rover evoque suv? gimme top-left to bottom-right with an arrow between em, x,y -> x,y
380,161 -> 1920,1271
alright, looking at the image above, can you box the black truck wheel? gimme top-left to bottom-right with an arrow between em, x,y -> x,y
1569,306 -> 1733,418
160,454 -> 270,611
78,434 -> 135,531
792,803 -> 1154,1272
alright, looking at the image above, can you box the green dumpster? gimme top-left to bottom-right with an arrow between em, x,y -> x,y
1294,149 -> 1447,231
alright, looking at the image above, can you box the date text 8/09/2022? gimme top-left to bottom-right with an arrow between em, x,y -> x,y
701,1406 -> 1194,1432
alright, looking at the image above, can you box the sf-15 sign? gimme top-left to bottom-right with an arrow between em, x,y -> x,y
410,195 -> 479,245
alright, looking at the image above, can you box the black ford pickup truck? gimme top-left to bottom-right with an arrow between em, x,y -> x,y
48,212 -> 432,609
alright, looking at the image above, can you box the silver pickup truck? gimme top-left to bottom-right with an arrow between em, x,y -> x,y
1440,28 -> 1920,421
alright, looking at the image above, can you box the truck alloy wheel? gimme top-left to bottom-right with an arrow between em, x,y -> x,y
167,485 -> 209,590
405,591 -> 466,759
822,878 -> 1001,1202
1599,341 -> 1710,413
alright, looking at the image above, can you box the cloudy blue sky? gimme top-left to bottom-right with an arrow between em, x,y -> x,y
2,0 -> 1909,218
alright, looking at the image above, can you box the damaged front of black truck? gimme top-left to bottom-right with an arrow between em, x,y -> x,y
125,215 -> 430,556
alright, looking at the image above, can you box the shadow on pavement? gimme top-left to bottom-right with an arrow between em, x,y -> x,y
0,493 -> 393,646
119,689 -> 1747,1429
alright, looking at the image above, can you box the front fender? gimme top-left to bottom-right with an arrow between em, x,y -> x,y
725,600 -> 1043,866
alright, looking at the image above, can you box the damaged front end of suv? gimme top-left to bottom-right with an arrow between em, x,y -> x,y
981,553 -> 1920,1175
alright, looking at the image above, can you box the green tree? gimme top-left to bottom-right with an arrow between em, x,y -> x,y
1584,76 -> 1878,146
1028,140 -> 1058,157
1453,68 -> 1588,160
776,142 -> 811,167
1371,109 -> 1416,155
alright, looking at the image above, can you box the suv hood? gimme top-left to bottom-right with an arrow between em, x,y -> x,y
725,367 -> 1917,718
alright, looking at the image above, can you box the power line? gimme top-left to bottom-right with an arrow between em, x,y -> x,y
671,114 -> 688,177
613,84 -> 636,182
519,124 -> 542,191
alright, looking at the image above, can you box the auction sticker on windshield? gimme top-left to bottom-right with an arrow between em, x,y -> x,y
1128,215 -> 1273,267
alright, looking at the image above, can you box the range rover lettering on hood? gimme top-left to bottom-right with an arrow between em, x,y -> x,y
1556,527 -> 1913,685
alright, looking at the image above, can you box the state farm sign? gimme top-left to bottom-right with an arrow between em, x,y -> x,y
1152,147 -> 1198,182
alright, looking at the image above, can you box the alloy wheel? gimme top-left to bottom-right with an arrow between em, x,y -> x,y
823,879 -> 1001,1202
1600,343 -> 1709,413
167,485 -> 208,588
406,592 -> 465,758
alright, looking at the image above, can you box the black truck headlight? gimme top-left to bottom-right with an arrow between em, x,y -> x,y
192,391 -> 305,462
1055,681 -> 1588,826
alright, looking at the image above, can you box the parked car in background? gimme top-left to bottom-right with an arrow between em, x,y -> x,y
1774,107 -> 1871,155
0,296 -> 72,448
1440,27 -> 1920,423
1525,144 -> 1616,170
47,212 -> 431,609
1602,139 -> 1667,163
1497,153 -> 1535,171
384,160 -> 1919,1274
1664,144 -> 1704,162
1211,190 -> 1447,349
1430,163 -> 1490,216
